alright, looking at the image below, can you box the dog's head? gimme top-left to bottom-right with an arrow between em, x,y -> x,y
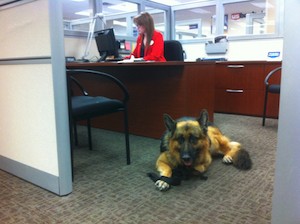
163,110 -> 210,167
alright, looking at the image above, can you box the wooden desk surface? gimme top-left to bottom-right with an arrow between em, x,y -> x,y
67,61 -> 185,67
67,61 -> 215,139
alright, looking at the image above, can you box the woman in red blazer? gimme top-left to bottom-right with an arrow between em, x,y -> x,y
125,12 -> 166,62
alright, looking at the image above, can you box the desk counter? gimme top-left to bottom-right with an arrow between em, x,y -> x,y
67,61 -> 215,139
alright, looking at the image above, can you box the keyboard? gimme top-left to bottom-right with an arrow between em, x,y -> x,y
105,58 -> 124,62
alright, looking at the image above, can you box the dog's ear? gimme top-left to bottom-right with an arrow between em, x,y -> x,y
163,114 -> 176,132
198,109 -> 209,133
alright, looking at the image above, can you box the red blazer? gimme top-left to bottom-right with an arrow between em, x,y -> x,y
128,30 -> 166,62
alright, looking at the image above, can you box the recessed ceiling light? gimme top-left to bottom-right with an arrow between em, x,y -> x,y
75,9 -> 92,17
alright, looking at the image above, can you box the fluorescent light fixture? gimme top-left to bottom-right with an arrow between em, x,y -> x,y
75,9 -> 92,17
190,8 -> 211,14
149,0 -> 206,6
153,0 -> 181,6
251,2 -> 274,9
108,2 -> 136,12
113,20 -> 127,27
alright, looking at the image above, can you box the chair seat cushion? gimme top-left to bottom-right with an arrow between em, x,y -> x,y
72,96 -> 124,120
269,84 -> 280,94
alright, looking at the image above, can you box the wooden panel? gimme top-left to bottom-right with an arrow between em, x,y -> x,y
215,61 -> 281,117
185,62 -> 215,119
67,62 -> 215,139
215,63 -> 248,89
215,89 -> 249,114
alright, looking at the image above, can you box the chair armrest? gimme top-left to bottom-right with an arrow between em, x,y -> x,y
66,69 -> 129,102
265,67 -> 282,86
69,76 -> 89,96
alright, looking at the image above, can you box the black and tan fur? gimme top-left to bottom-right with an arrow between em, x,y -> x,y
150,109 -> 252,191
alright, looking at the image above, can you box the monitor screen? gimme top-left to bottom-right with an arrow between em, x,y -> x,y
94,28 -> 119,61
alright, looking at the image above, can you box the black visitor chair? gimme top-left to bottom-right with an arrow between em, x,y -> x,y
67,69 -> 130,165
262,66 -> 281,126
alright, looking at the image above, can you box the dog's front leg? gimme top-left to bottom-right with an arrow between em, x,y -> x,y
193,155 -> 212,175
155,154 -> 173,191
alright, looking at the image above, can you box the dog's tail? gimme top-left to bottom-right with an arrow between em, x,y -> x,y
232,149 -> 252,170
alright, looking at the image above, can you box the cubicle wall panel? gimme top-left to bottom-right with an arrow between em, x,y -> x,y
0,0 -> 51,59
0,64 -> 59,176
0,0 -> 72,195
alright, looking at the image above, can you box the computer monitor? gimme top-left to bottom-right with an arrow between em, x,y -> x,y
94,28 -> 119,62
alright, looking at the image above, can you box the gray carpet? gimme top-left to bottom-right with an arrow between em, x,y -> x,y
0,113 -> 278,224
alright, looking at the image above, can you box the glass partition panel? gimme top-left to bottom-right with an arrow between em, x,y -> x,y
174,5 -> 216,40
63,0 -> 91,32
103,1 -> 138,36
224,0 -> 277,36
145,6 -> 166,38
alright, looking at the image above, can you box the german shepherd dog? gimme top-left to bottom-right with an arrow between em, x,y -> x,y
148,109 -> 252,191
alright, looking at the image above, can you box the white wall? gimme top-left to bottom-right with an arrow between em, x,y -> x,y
64,36 -> 99,60
271,0 -> 300,223
183,38 -> 283,61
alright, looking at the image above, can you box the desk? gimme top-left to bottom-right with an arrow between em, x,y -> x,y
67,61 -> 215,139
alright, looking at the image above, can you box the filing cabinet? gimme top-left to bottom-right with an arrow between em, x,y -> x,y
215,61 -> 281,117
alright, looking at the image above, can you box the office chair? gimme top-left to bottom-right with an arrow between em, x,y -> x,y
164,40 -> 184,61
262,66 -> 281,126
67,69 -> 131,165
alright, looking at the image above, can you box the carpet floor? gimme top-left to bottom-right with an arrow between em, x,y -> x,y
0,113 -> 278,224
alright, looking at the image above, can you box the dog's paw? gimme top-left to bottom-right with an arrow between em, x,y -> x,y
155,180 -> 170,191
222,155 -> 233,164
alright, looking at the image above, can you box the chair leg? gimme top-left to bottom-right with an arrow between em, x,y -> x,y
262,88 -> 269,126
124,108 -> 131,165
87,119 -> 93,150
69,119 -> 75,181
73,121 -> 78,146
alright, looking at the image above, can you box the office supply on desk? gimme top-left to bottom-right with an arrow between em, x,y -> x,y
205,36 -> 228,54
117,56 -> 145,63
105,58 -> 124,62
196,57 -> 227,61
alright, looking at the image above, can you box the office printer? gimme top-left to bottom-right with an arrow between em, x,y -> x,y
205,36 -> 228,54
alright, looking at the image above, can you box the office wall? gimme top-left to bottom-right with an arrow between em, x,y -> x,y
64,36 -> 99,60
0,0 -> 72,195
271,0 -> 300,223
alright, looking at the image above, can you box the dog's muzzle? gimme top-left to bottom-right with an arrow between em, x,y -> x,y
181,153 -> 193,166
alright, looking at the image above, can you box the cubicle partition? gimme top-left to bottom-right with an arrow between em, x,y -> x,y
0,0 -> 72,195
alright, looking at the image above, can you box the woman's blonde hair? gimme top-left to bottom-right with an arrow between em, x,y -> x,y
133,12 -> 154,47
